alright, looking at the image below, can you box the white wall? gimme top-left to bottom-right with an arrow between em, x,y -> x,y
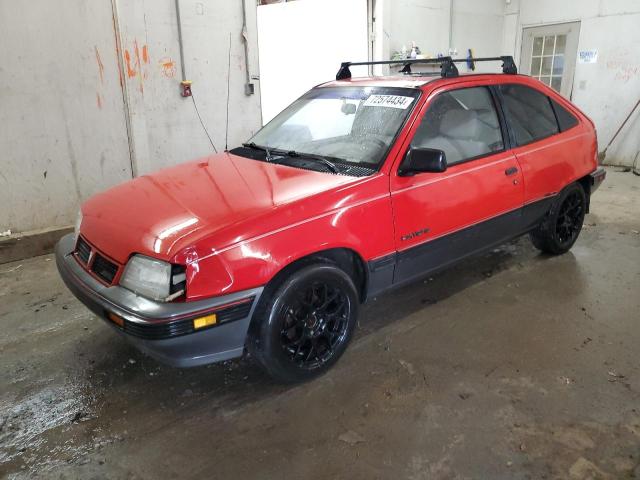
377,0 -> 640,167
2,0 -> 638,240
117,0 -> 263,175
375,0 -> 505,74
503,0 -> 640,167
0,0 -> 132,234
0,0 -> 262,235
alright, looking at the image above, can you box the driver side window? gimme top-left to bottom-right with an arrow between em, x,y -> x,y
411,86 -> 504,166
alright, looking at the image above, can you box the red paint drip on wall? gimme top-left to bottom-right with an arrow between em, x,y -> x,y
133,40 -> 144,93
94,46 -> 105,84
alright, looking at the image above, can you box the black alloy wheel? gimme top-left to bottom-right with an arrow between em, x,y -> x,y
554,190 -> 584,245
530,182 -> 586,255
249,263 -> 359,383
280,280 -> 350,369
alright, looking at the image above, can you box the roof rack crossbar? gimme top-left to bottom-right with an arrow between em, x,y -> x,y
335,55 -> 517,80
450,56 -> 517,74
336,57 -> 457,80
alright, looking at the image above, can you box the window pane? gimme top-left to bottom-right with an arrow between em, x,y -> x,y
543,36 -> 555,56
551,76 -> 562,92
531,57 -> 542,76
499,84 -> 559,146
555,35 -> 566,54
552,54 -> 564,75
250,87 -> 419,166
551,98 -> 579,131
532,36 -> 544,56
540,76 -> 552,86
541,57 -> 553,76
411,87 -> 503,165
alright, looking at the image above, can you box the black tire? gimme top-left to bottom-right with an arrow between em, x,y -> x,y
529,182 -> 587,255
249,263 -> 359,383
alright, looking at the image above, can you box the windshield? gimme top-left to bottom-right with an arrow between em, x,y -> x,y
244,86 -> 420,169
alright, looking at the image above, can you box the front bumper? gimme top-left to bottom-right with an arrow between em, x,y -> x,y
55,233 -> 263,367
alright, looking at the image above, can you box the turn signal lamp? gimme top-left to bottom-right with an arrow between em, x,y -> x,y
107,312 -> 125,327
193,314 -> 217,330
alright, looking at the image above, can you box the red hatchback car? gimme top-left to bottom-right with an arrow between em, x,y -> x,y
57,56 -> 605,382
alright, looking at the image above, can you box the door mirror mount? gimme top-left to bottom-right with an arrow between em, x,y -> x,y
398,147 -> 447,176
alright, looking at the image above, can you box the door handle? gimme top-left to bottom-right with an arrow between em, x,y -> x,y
505,166 -> 518,176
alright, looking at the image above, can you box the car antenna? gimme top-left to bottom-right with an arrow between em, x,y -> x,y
224,32 -> 232,152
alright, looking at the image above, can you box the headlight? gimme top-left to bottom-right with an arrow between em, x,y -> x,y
74,211 -> 83,240
120,255 -> 185,302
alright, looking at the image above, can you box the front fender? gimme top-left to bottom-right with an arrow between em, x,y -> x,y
181,192 -> 394,301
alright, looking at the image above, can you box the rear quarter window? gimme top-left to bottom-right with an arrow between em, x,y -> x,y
499,84 -> 559,146
550,98 -> 579,132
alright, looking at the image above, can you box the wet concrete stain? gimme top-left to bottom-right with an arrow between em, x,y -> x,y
0,168 -> 639,478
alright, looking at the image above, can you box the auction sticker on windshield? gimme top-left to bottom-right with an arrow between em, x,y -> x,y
363,95 -> 414,109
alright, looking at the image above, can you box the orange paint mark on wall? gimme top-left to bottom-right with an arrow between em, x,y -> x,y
142,45 -> 149,64
124,49 -> 136,78
122,39 -> 150,94
134,40 -> 141,68
159,57 -> 177,78
94,46 -> 105,84
96,92 -> 103,109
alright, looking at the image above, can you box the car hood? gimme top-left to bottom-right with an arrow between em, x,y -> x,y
81,152 -> 364,263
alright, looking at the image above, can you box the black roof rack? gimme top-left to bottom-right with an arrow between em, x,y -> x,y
335,55 -> 517,80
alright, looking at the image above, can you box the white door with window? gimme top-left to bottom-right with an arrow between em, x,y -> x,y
520,22 -> 580,98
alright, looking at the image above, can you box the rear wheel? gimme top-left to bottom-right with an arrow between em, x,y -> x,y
249,264 -> 358,383
530,183 -> 586,255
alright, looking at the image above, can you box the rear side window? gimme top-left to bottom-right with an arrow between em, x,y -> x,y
499,84 -> 559,146
410,86 -> 504,166
551,99 -> 579,132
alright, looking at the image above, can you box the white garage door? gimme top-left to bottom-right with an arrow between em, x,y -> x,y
257,0 -> 369,123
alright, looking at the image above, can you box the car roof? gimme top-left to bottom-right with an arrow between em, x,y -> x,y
319,75 -> 440,88
319,73 -> 508,89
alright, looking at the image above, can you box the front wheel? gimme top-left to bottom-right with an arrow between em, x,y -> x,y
249,264 -> 359,383
530,182 -> 587,255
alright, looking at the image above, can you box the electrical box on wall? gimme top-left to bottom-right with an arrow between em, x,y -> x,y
181,80 -> 192,97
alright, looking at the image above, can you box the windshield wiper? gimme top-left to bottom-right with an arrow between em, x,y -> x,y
282,150 -> 340,173
242,142 -> 274,162
242,143 -> 341,173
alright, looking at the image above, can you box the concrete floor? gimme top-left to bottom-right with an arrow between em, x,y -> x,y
1,167 -> 639,480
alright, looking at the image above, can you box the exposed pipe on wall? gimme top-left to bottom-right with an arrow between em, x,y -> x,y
241,0 -> 255,95
448,0 -> 454,52
110,0 -> 137,178
174,0 -> 188,82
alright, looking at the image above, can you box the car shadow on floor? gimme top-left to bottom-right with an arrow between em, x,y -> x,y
77,236 -> 575,424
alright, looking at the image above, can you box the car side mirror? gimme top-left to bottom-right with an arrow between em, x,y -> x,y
341,103 -> 357,115
398,147 -> 447,176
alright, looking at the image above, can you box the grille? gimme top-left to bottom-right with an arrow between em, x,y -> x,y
75,237 -> 91,264
92,253 -> 118,284
124,318 -> 195,340
116,297 -> 254,340
216,301 -> 253,324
